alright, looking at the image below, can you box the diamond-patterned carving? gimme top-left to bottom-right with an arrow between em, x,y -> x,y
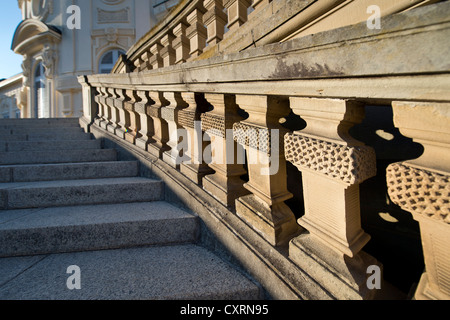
284,133 -> 376,185
387,163 -> 450,224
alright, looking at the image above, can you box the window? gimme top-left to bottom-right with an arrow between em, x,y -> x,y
99,49 -> 126,74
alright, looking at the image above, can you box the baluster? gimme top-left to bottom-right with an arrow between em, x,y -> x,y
223,0 -> 252,32
133,57 -> 142,73
124,89 -> 140,144
102,87 -> 115,131
147,92 -> 170,158
386,101 -> 450,300
140,51 -> 151,71
94,87 -> 107,127
173,22 -> 190,65
187,9 -> 207,58
178,92 -> 214,184
202,93 -> 249,207
161,33 -> 176,67
161,92 -> 189,168
150,42 -> 163,70
203,0 -> 227,46
113,88 -> 129,139
285,97 -> 381,299
233,95 -> 300,246
134,90 -> 155,151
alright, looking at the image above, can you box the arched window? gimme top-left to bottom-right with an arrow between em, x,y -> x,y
99,49 -> 126,74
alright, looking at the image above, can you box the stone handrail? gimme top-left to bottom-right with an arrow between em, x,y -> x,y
80,2 -> 450,300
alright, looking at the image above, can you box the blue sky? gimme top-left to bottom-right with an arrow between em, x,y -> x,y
0,1 -> 23,79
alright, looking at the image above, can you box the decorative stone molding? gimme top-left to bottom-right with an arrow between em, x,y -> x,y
285,133 -> 377,186
387,163 -> 450,224
201,113 -> 229,138
30,0 -> 53,21
387,101 -> 450,300
233,122 -> 272,155
41,45 -> 56,79
97,7 -> 130,24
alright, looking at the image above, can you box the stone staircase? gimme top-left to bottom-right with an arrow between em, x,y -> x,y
0,118 -> 261,300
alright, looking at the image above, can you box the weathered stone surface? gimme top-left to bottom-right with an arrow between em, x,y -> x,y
0,202 -> 198,257
0,177 -> 163,209
0,244 -> 260,300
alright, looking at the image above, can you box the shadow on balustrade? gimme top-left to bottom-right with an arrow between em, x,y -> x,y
350,104 -> 425,296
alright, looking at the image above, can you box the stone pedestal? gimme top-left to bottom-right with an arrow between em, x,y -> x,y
233,95 -> 300,246
286,98 -> 381,299
161,92 -> 188,168
147,92 -> 169,159
387,101 -> 450,300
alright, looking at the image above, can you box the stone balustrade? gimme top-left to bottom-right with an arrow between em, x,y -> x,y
80,1 -> 450,300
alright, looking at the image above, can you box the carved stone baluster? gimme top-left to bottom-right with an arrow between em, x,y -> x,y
147,92 -> 170,159
113,88 -> 129,139
178,92 -> 214,184
102,87 -> 116,131
386,101 -> 450,300
202,93 -> 249,207
203,0 -> 227,46
285,97 -> 380,299
233,95 -> 300,246
161,92 -> 189,168
94,87 -> 107,127
187,9 -> 207,58
224,0 -> 252,32
173,22 -> 190,65
140,51 -> 151,71
134,90 -> 155,151
161,33 -> 176,67
124,89 -> 140,144
150,42 -> 163,70
133,57 -> 142,73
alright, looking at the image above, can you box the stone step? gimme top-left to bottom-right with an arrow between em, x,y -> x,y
0,244 -> 260,300
0,148 -> 116,165
0,118 -> 80,128
0,161 -> 139,183
0,202 -> 198,257
1,139 -> 101,152
0,177 -> 163,209
0,127 -> 83,136
0,132 -> 92,142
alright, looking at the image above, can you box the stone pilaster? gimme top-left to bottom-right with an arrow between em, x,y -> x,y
161,92 -> 189,168
179,92 -> 214,184
233,95 -> 300,246
147,92 -> 170,158
387,101 -> 450,300
202,93 -> 249,207
286,97 -> 380,299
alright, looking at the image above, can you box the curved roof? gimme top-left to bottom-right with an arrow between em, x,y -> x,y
11,19 -> 61,55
